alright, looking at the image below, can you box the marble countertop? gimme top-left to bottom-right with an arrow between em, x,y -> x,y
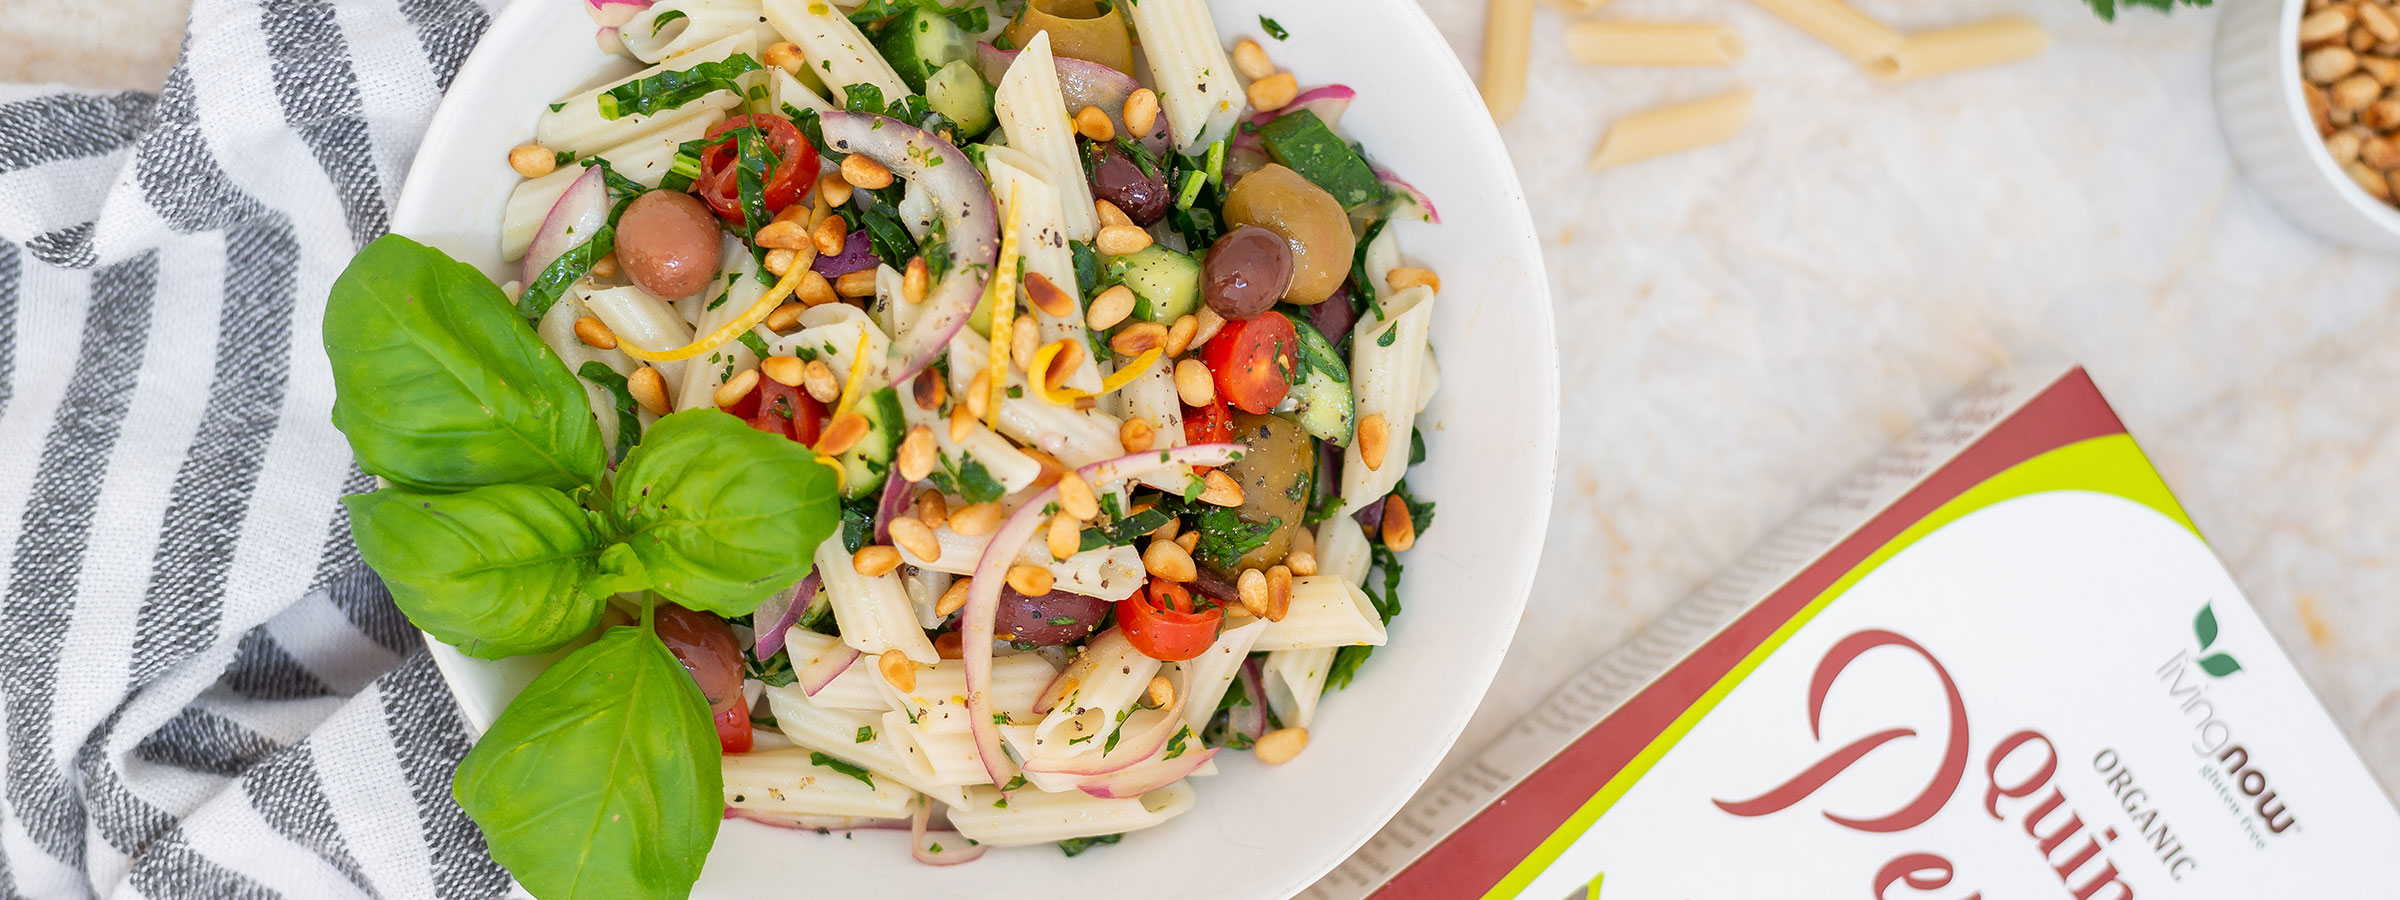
11,0 -> 2399,878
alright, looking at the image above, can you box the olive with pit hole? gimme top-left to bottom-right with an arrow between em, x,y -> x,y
615,190 -> 723,299
1089,141 -> 1169,226
1202,226 -> 1295,319
1219,164 -> 1354,305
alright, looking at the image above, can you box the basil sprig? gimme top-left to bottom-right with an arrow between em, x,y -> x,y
577,361 -> 644,463
598,53 -> 763,120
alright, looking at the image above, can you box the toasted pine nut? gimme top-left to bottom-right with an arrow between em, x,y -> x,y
916,489 -> 949,529
1145,674 -> 1175,709
589,252 -> 620,279
818,411 -> 869,455
1088,284 -> 1136,330
855,545 -> 903,577
1025,272 -> 1075,318
1095,199 -> 1133,228
755,220 -> 808,251
1007,564 -> 1054,596
713,369 -> 760,408
1247,73 -> 1298,112
1111,321 -> 1167,355
1047,512 -> 1082,560
1382,494 -> 1416,551
1286,549 -> 1319,577
878,648 -> 915,691
897,425 -> 938,481
1200,468 -> 1244,507
763,248 -> 799,277
911,369 -> 946,412
1254,727 -> 1308,764
1119,417 -> 1156,452
812,215 -> 848,256
1074,105 -> 1116,142
1174,359 -> 1216,406
903,256 -> 929,304
1096,224 -> 1154,257
764,41 -> 807,73
936,577 -> 972,616
965,370 -> 992,420
760,355 -> 805,387
890,515 -> 941,563
841,153 -> 894,190
1237,568 -> 1269,616
1057,472 -> 1100,520
801,359 -> 841,403
949,502 -> 1003,537
947,403 -> 974,441
1387,267 -> 1441,294
934,631 -> 964,659
509,144 -> 557,178
775,203 -> 810,225
1144,537 -> 1197,582
1232,38 -> 1275,80
1011,317 -> 1041,371
1192,307 -> 1227,349
1357,414 -> 1390,471
627,366 -> 669,416
2313,47 -> 2364,86
572,316 -> 617,350
1175,528 -> 1201,553
1022,448 -> 1067,488
817,172 -> 853,207
1266,564 -> 1292,621
798,271 -> 839,306
835,269 -> 878,298
1123,88 -> 1161,138
1149,517 -> 1181,543
766,301 -> 807,332
1164,314 -> 1199,357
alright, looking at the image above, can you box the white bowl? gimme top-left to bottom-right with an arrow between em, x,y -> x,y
388,1 -> 1558,896
2215,0 -> 2400,249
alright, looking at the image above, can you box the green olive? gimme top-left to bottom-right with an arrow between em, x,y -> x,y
1219,164 -> 1355,305
1220,412 -> 1314,572
1005,0 -> 1134,75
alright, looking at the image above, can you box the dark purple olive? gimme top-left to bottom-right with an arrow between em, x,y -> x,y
1313,281 -> 1361,344
1202,226 -> 1295,319
993,586 -> 1111,645
1089,142 -> 1169,226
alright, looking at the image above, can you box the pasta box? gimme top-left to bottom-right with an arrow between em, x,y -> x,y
1305,364 -> 2400,899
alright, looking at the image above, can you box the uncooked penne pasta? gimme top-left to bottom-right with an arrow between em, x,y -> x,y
1565,22 -> 1744,67
1868,18 -> 2048,81
1742,0 -> 1901,64
1589,90 -> 1753,170
1482,0 -> 1536,122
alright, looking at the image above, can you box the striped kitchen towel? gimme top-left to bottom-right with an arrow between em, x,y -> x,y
0,0 -> 521,897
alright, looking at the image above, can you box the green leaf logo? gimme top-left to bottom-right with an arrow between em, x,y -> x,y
2200,653 -> 2244,677
2195,603 -> 2220,649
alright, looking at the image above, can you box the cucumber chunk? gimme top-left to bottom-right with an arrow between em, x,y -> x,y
1257,110 -> 1384,210
838,386 -> 909,498
1277,312 -> 1354,444
925,61 -> 994,138
1113,245 -> 1201,324
874,7 -> 975,93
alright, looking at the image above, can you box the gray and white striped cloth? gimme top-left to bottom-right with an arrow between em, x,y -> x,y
1,1 -> 523,897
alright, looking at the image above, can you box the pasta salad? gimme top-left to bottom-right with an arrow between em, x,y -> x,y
323,0 -> 1443,895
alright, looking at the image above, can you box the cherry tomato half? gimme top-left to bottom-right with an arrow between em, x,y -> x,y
696,114 -> 818,223
1201,312 -> 1298,415
715,704 -> 753,754
1183,394 -> 1234,446
1116,581 -> 1223,661
722,373 -> 828,445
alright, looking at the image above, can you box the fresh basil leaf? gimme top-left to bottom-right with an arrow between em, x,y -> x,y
809,752 -> 876,788
731,123 -> 776,237
518,225 -> 614,319
857,199 -> 919,269
844,82 -> 887,114
649,8 -> 688,35
840,492 -> 879,554
612,410 -> 841,614
1325,644 -> 1372,691
1057,833 -> 1123,857
1409,426 -> 1427,466
326,235 -> 605,493
453,625 -> 721,899
1259,15 -> 1288,39
344,484 -> 620,658
577,362 -> 644,464
598,53 -> 763,120
1350,216 -> 1388,319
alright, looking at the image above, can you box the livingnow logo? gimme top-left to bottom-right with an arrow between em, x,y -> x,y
2158,604 -> 2299,841
2189,604 -> 2242,678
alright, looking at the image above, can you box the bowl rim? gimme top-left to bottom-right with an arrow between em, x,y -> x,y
2280,0 -> 2400,232
389,0 -> 1561,893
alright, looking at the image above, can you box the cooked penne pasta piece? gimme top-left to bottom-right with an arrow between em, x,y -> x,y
1166,618 -> 1271,733
876,654 -> 1061,735
1121,0 -> 1245,148
776,302 -> 893,391
1264,646 -> 1338,730
762,682 -> 966,808
1483,0 -> 1536,121
815,535 -> 940,664
981,147 -> 1103,392
761,0 -> 911,99
536,33 -> 758,155
537,291 -> 651,456
882,711 -> 1010,787
1867,18 -> 2048,81
783,628 -> 891,710
1340,285 -> 1434,514
1314,518 -> 1375,588
946,330 -> 1129,467
948,781 -> 1198,847
994,36 -> 1102,242
1117,356 -> 1192,493
674,249 -> 766,410
1589,90 -> 1753,170
1250,576 -> 1391,652
1564,22 -> 1744,67
1741,0 -> 1900,64
1035,629 -> 1161,748
501,115 -> 718,262
722,749 -> 918,818
895,524 -> 1148,602
768,65 -> 835,115
621,0 -> 780,63
580,284 -> 694,397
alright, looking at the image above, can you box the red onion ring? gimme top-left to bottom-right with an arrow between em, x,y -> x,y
871,466 -> 913,547
1020,702 -> 1185,776
523,164 -> 609,286
814,111 -> 997,383
585,0 -> 649,29
810,229 -> 878,278
751,573 -> 820,659
1078,746 -> 1218,799
725,808 -> 910,832
1231,656 -> 1269,742
910,798 -> 985,865
1374,165 -> 1441,224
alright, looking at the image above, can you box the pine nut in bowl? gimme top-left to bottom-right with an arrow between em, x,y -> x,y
368,0 -> 1555,897
2216,0 -> 2400,249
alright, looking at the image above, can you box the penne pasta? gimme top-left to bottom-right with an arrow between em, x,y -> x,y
722,749 -> 919,818
1166,618 -> 1271,734
1867,18 -> 2048,81
876,654 -> 1061,736
1250,576 -> 1391,652
1263,646 -> 1338,730
775,302 -> 894,391
762,682 -> 966,808
761,0 -> 912,100
981,146 -> 1103,392
768,65 -> 835,116
1482,0 -> 1536,121
1116,356 -> 1192,493
1589,90 -> 1753,171
946,330 -> 1129,468
1121,0 -> 1245,149
897,524 -> 1149,602
501,115 -> 719,262
674,248 -> 767,410
993,36 -> 1101,242
537,290 -> 650,457
580,284 -> 694,399
815,534 -> 941,664
621,0 -> 780,63
1314,518 -> 1375,588
1564,22 -> 1744,67
1339,285 -> 1434,514
783,629 -> 893,710
882,711 -> 1009,787
1035,629 -> 1161,748
535,32 -> 758,155
948,781 -> 1198,847
1741,0 -> 1900,64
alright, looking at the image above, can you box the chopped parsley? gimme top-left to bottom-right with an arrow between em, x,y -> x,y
597,53 -> 763,120
649,8 -> 688,34
855,726 -> 875,743
927,453 -> 1006,504
1057,833 -> 1123,857
738,330 -> 772,359
1259,15 -> 1289,40
809,753 -> 876,788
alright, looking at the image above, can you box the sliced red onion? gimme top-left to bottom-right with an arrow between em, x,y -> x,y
726,808 -> 910,831
961,443 -> 1246,783
871,467 -> 913,547
1374,165 -> 1441,224
910,798 -> 985,866
811,229 -> 877,278
993,587 -> 1110,646
1231,657 -> 1269,742
523,164 -> 610,286
1021,702 -> 1185,776
751,573 -> 820,659
586,0 -> 649,28
1246,84 -> 1356,133
975,44 -> 1169,152
1079,746 -> 1217,799
816,111 -> 997,383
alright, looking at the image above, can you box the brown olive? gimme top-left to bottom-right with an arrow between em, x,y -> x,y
1006,0 -> 1134,74
1219,412 -> 1312,572
615,190 -> 723,299
1088,141 -> 1168,226
1219,164 -> 1354,305
1202,226 -> 1295,319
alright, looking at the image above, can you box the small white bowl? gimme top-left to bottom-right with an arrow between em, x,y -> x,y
386,1 -> 1559,896
2215,0 -> 2400,250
